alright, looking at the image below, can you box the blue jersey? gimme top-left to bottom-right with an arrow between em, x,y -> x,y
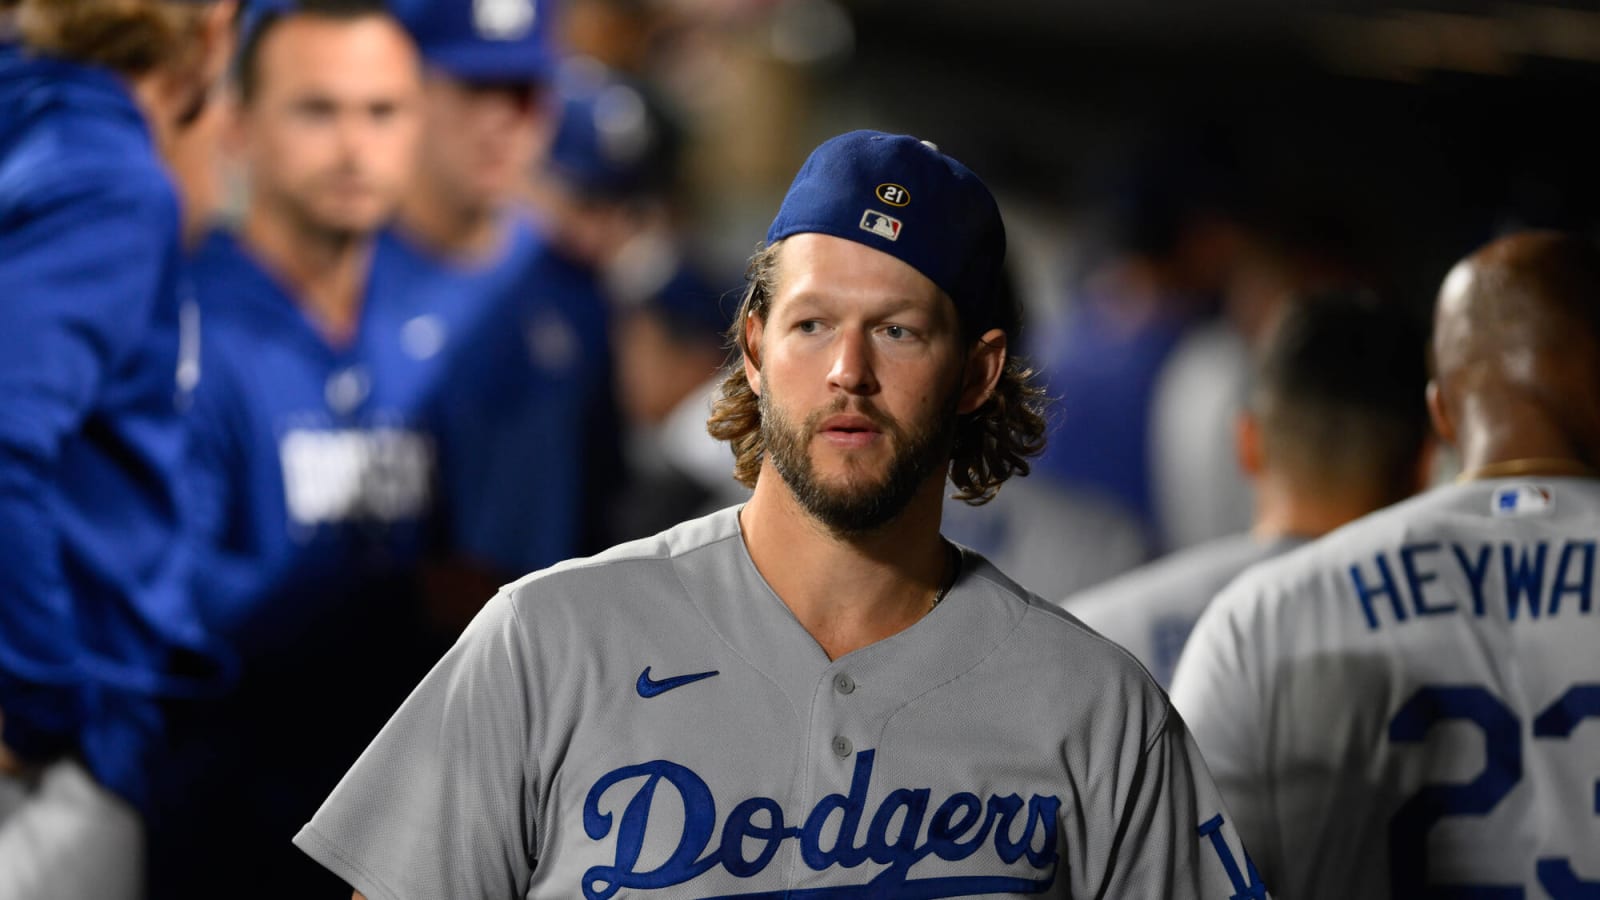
154,228 -> 456,899
378,219 -> 619,577
184,228 -> 443,656
0,48 -> 226,809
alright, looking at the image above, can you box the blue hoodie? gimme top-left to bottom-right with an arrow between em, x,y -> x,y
0,47 -> 231,809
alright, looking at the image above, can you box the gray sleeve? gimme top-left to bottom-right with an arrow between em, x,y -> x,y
1169,582 -> 1281,892
293,590 -> 536,900
1093,706 -> 1273,900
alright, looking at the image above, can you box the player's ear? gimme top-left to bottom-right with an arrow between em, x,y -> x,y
742,311 -> 765,396
1235,412 -> 1264,479
956,328 -> 1006,415
1426,379 -> 1456,447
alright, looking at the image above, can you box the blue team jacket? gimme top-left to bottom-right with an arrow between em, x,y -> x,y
378,221 -> 620,577
0,47 -> 230,809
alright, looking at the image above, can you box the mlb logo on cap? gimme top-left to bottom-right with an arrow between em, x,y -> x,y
859,210 -> 902,241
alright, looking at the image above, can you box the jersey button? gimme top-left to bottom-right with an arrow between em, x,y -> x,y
834,674 -> 856,695
831,736 -> 853,758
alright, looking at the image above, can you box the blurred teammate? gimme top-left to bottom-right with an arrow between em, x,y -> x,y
152,2 -> 426,895
1064,291 -> 1431,686
387,0 -> 620,580
294,130 -> 1265,900
1172,231 -> 1600,898
0,0 -> 236,895
531,64 -> 739,539
609,262 -> 749,539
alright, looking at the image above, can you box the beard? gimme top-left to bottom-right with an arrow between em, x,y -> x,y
759,383 -> 960,537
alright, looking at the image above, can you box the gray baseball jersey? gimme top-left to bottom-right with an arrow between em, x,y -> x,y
1171,477 -> 1600,900
942,480 -> 1148,602
295,506 -> 1266,899
1061,534 -> 1304,688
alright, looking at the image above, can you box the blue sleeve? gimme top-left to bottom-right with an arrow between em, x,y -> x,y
0,166 -> 179,757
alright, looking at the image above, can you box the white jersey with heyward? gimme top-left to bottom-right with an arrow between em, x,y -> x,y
1171,477 -> 1600,900
295,506 -> 1267,900
1062,534 -> 1304,689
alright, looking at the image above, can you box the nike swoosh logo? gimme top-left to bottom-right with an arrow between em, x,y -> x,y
636,666 -> 720,698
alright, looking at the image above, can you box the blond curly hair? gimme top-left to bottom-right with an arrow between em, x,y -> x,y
706,240 -> 1049,505
12,0 -> 215,76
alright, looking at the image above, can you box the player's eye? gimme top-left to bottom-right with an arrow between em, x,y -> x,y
882,325 -> 909,340
292,98 -> 337,123
796,320 -> 821,334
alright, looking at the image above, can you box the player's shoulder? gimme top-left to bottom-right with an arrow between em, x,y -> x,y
1064,533 -> 1265,618
1202,484 -> 1495,632
0,53 -> 172,220
969,550 -> 1173,704
187,229 -> 306,331
500,505 -> 744,602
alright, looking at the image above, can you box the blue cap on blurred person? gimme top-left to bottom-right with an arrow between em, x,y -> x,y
392,0 -> 556,83
234,0 -> 295,49
766,130 -> 1007,335
546,65 -> 679,200
642,264 -> 733,347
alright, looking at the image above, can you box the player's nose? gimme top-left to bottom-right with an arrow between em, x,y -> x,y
827,329 -> 877,395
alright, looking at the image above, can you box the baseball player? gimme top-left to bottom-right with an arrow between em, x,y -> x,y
385,0 -> 621,579
1064,291 -> 1432,687
295,130 -> 1267,900
0,1 -> 237,896
1171,231 -> 1600,898
154,3 -> 434,896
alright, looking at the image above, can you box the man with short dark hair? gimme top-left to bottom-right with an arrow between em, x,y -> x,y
1063,291 -> 1432,686
296,130 -> 1267,900
150,3 -> 428,895
1172,231 -> 1600,898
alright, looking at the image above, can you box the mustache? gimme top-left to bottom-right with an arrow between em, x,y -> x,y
804,399 -> 899,435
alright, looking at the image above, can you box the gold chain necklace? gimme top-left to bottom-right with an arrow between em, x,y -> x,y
931,542 -> 961,610
1456,457 -> 1599,482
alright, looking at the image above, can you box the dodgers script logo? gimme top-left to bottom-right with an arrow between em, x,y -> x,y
582,750 -> 1061,899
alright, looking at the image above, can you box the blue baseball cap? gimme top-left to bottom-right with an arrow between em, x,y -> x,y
641,263 -> 734,347
766,130 -> 1008,335
392,0 -> 556,84
546,67 -> 678,200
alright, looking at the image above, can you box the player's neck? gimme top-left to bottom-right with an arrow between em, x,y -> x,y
242,207 -> 372,348
1454,404 -> 1598,481
740,470 -> 951,661
124,69 -> 192,164
1252,471 -> 1416,541
397,180 -> 504,262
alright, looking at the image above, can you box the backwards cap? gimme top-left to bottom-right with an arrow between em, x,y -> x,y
391,0 -> 556,84
766,130 -> 1007,335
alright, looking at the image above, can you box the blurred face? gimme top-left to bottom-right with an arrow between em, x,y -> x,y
415,75 -> 543,216
240,14 -> 421,237
615,311 -> 722,426
745,234 -> 991,534
167,95 -> 229,247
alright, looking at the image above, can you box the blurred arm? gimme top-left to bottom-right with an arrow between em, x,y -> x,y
0,169 -> 175,759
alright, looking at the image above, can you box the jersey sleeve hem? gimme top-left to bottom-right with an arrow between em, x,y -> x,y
292,824 -> 406,900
